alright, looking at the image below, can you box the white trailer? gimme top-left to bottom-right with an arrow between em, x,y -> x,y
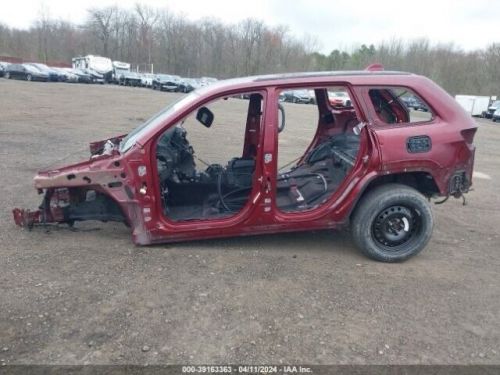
455,95 -> 490,117
112,61 -> 130,83
72,55 -> 113,82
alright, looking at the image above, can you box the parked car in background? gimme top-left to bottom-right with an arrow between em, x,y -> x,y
26,63 -> 62,82
482,100 -> 500,119
51,67 -> 79,83
70,68 -> 93,84
176,78 -> 202,93
281,89 -> 314,104
139,73 -> 154,87
328,91 -> 352,107
404,96 -> 429,112
0,61 -> 10,77
4,63 -> 49,81
199,77 -> 218,87
413,97 -> 429,112
492,108 -> 500,122
400,96 -> 415,108
152,74 -> 180,91
118,71 -> 142,86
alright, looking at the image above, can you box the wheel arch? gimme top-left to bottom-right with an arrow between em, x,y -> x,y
348,171 -> 439,221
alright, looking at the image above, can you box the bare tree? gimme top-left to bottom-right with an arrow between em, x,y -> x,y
86,6 -> 117,56
34,4 -> 51,62
135,4 -> 158,66
1,4 -> 499,97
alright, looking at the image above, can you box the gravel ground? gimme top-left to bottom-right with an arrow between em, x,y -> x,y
0,79 -> 499,365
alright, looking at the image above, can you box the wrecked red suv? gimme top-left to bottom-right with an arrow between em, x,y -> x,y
13,66 -> 477,262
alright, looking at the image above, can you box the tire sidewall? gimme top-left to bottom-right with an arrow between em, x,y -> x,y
352,185 -> 433,262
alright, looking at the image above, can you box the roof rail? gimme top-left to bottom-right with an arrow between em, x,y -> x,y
365,63 -> 384,72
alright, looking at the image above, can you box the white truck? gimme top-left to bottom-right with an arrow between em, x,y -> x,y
455,95 -> 490,117
72,55 -> 113,83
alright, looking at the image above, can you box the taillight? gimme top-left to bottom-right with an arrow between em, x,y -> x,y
461,128 -> 477,144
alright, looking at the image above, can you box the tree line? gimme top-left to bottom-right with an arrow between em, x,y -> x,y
0,4 -> 498,96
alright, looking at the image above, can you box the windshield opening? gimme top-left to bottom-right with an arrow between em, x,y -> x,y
119,91 -> 201,153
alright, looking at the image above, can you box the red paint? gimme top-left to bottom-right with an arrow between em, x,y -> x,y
13,68 -> 477,245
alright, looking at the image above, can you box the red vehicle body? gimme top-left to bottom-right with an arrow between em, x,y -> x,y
13,67 -> 477,262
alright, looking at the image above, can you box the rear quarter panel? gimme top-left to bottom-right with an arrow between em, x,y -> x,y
354,76 -> 477,195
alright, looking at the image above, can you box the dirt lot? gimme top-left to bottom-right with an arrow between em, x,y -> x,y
0,79 -> 499,365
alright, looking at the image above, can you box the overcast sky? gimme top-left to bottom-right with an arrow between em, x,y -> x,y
0,0 -> 497,53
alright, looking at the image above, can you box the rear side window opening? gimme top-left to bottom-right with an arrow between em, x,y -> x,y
368,87 -> 434,125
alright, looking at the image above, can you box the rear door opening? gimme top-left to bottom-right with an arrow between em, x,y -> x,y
274,85 -> 364,213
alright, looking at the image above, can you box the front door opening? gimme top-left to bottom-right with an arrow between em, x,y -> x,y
276,86 -> 362,212
156,92 -> 263,221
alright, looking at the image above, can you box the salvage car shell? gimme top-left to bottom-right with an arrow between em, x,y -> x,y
4,63 -> 49,81
13,70 -> 477,247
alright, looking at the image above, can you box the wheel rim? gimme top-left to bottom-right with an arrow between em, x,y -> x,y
371,205 -> 422,249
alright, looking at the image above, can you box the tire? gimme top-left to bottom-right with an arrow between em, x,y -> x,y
26,74 -> 32,81
5,72 -> 10,79
351,183 -> 433,262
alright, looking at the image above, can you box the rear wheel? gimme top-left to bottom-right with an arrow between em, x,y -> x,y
351,184 -> 433,262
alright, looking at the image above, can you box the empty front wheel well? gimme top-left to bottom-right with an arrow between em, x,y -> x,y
62,187 -> 127,225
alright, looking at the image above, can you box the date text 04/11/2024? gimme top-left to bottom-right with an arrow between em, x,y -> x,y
181,365 -> 313,373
